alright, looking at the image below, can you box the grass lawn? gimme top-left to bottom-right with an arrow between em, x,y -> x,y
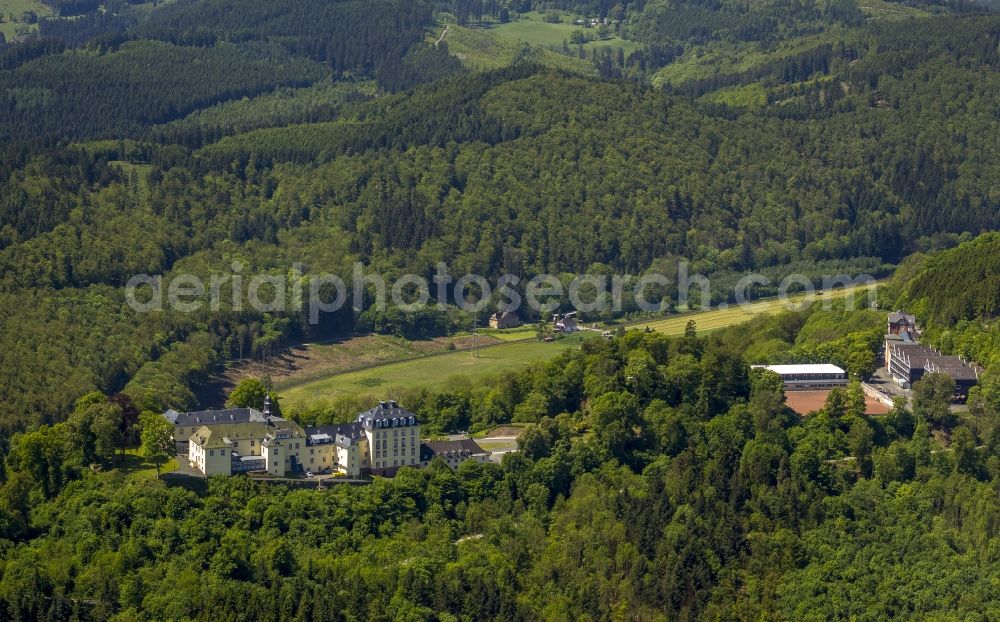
282,334 -> 586,408
280,282 -> 876,409
634,282 -> 877,335
440,23 -> 596,74
701,83 -> 768,111
857,0 -> 931,19
266,333 -> 504,392
0,0 -> 52,40
652,30 -> 841,89
115,448 -> 178,482
476,438 -> 519,452
491,11 -> 640,56
474,326 -> 540,342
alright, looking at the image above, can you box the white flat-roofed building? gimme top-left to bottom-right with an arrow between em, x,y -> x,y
752,364 -> 849,389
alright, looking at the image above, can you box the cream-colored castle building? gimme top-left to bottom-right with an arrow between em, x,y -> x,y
177,399 -> 432,478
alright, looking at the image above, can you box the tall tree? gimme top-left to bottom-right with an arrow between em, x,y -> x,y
139,412 -> 175,478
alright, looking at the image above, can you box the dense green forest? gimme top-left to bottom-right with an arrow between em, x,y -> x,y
4,301 -> 1000,620
0,0 -> 999,617
895,232 -> 1000,325
0,5 -> 996,430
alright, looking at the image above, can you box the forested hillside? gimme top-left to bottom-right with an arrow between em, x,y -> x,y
0,1 -> 999,617
896,232 -> 1000,325
883,233 -> 1000,416
0,0 -> 996,432
3,306 -> 1000,620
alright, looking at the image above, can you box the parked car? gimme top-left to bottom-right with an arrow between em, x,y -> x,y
305,471 -> 314,477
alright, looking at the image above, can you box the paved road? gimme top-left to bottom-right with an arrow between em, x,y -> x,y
170,454 -> 204,478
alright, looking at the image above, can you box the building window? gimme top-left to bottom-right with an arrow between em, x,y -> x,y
251,440 -> 255,446
209,450 -> 214,457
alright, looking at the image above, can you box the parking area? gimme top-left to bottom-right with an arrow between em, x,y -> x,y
869,367 -> 912,404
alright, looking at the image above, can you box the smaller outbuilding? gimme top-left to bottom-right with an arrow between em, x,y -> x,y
489,310 -> 521,330
553,311 -> 579,333
420,438 -> 491,469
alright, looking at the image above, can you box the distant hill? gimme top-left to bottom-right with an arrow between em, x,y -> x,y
897,233 -> 1000,325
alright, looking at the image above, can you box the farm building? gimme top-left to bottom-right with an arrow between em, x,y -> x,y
553,311 -> 579,333
489,310 -> 521,329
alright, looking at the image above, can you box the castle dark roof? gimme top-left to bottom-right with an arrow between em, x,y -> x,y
357,401 -> 418,429
305,422 -> 366,448
890,342 -> 982,382
924,356 -> 981,381
165,408 -> 268,427
421,438 -> 488,461
888,311 -> 916,325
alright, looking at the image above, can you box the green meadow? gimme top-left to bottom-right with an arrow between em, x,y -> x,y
0,0 -> 52,39
490,11 -> 640,56
280,283 -> 876,408
280,334 -> 586,408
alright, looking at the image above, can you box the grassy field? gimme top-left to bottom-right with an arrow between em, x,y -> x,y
115,448 -> 178,482
281,334 -> 586,408
0,0 -> 52,40
490,12 -> 641,56
651,30 -> 841,88
281,282 -> 877,409
440,24 -> 597,74
475,326 -> 539,342
439,10 -> 639,72
634,283 -> 876,335
857,0 -> 931,19
701,83 -> 768,110
226,333 -> 499,393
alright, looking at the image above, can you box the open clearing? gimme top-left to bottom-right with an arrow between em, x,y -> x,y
440,23 -> 595,73
785,390 -> 891,416
635,283 -> 876,336
440,10 -> 639,72
490,12 -> 640,56
202,333 -> 503,405
281,283 -> 876,409
0,0 -> 52,39
281,334 -> 585,408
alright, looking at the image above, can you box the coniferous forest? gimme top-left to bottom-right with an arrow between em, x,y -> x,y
0,0 -> 999,619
